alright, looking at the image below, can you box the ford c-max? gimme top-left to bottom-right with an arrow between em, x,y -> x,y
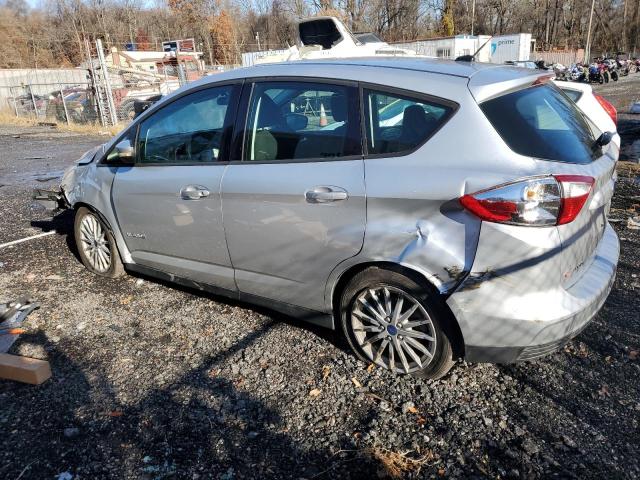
47,58 -> 619,379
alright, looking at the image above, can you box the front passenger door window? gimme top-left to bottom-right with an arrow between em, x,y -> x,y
138,85 -> 236,164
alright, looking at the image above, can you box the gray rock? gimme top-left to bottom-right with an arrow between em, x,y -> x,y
522,439 -> 540,455
63,427 -> 79,438
401,401 -> 415,414
563,435 -> 578,448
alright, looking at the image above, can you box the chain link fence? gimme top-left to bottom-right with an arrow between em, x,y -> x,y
1,63 -> 234,128
5,81 -> 99,125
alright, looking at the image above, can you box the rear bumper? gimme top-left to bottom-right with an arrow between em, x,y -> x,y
448,222 -> 619,363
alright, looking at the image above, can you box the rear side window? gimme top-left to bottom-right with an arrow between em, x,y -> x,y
364,89 -> 454,155
481,84 -> 597,164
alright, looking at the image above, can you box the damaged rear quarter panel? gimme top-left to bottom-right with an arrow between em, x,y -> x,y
323,97 -> 542,312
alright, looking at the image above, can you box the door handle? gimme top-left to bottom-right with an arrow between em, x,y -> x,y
180,185 -> 210,200
305,186 -> 349,203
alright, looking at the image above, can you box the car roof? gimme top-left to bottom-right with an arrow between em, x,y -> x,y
255,56 -> 528,79
150,56 -> 548,119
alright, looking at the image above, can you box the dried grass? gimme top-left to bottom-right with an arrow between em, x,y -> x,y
617,160 -> 640,178
0,109 -> 123,136
366,446 -> 433,478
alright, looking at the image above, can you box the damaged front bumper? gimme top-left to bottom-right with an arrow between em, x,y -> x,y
32,188 -> 69,213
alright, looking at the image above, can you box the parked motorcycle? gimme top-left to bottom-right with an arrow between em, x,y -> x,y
552,63 -> 569,81
588,64 -> 604,84
603,59 -> 619,81
570,64 -> 588,82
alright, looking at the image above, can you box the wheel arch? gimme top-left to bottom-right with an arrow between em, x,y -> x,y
74,202 -> 113,231
330,261 -> 465,359
73,202 -> 131,264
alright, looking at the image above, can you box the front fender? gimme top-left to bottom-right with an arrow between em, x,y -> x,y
63,163 -> 133,264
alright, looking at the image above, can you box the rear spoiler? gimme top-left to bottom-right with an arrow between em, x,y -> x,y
468,69 -> 554,103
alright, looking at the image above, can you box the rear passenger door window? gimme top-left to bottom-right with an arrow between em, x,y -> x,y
364,89 -> 454,155
244,81 -> 361,161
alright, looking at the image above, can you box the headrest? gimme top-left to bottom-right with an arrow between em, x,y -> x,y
285,113 -> 309,131
331,93 -> 347,122
257,94 -> 284,129
402,105 -> 429,135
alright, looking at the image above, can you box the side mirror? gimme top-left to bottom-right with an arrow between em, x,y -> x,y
106,138 -> 134,164
116,139 -> 134,159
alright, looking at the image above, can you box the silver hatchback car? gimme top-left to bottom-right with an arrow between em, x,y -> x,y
54,58 -> 619,379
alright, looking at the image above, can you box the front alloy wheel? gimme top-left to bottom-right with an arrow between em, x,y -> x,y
79,213 -> 111,273
74,207 -> 124,278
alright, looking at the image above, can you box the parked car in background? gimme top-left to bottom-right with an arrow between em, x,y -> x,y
133,94 -> 163,119
8,92 -> 48,116
554,80 -> 619,150
46,87 -> 98,124
45,58 -> 619,379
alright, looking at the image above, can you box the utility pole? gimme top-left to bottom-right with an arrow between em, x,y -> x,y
585,0 -> 596,63
256,32 -> 261,51
471,0 -> 476,35
622,0 -> 628,52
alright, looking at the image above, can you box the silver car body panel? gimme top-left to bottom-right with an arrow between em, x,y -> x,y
58,57 -> 620,362
221,160 -> 366,312
111,165 -> 235,291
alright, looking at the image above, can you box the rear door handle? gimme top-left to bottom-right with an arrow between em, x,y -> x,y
180,185 -> 210,200
305,186 -> 349,203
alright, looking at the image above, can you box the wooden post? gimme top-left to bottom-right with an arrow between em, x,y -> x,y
60,87 -> 70,125
28,82 -> 39,118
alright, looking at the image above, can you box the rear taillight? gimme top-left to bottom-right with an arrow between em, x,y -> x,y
459,175 -> 594,226
555,175 -> 595,225
594,93 -> 617,125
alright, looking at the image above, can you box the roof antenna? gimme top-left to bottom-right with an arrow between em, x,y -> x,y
456,35 -> 492,62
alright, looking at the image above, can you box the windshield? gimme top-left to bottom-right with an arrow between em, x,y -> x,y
481,83 -> 599,164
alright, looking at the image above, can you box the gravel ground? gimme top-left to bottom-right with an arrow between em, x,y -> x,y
0,77 -> 639,480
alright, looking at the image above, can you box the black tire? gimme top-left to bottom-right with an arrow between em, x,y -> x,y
339,267 -> 456,380
74,207 -> 125,278
611,71 -> 618,81
598,74 -> 604,84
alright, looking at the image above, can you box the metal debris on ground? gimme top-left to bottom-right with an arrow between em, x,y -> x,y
0,299 -> 51,385
0,298 -> 39,353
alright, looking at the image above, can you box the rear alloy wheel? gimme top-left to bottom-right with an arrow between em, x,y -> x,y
74,207 -> 124,278
340,268 -> 455,379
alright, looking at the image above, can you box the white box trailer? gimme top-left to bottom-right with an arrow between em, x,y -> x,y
393,35 -> 490,62
490,34 -> 533,64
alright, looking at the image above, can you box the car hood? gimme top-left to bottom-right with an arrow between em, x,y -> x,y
60,144 -> 105,195
76,144 -> 105,165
